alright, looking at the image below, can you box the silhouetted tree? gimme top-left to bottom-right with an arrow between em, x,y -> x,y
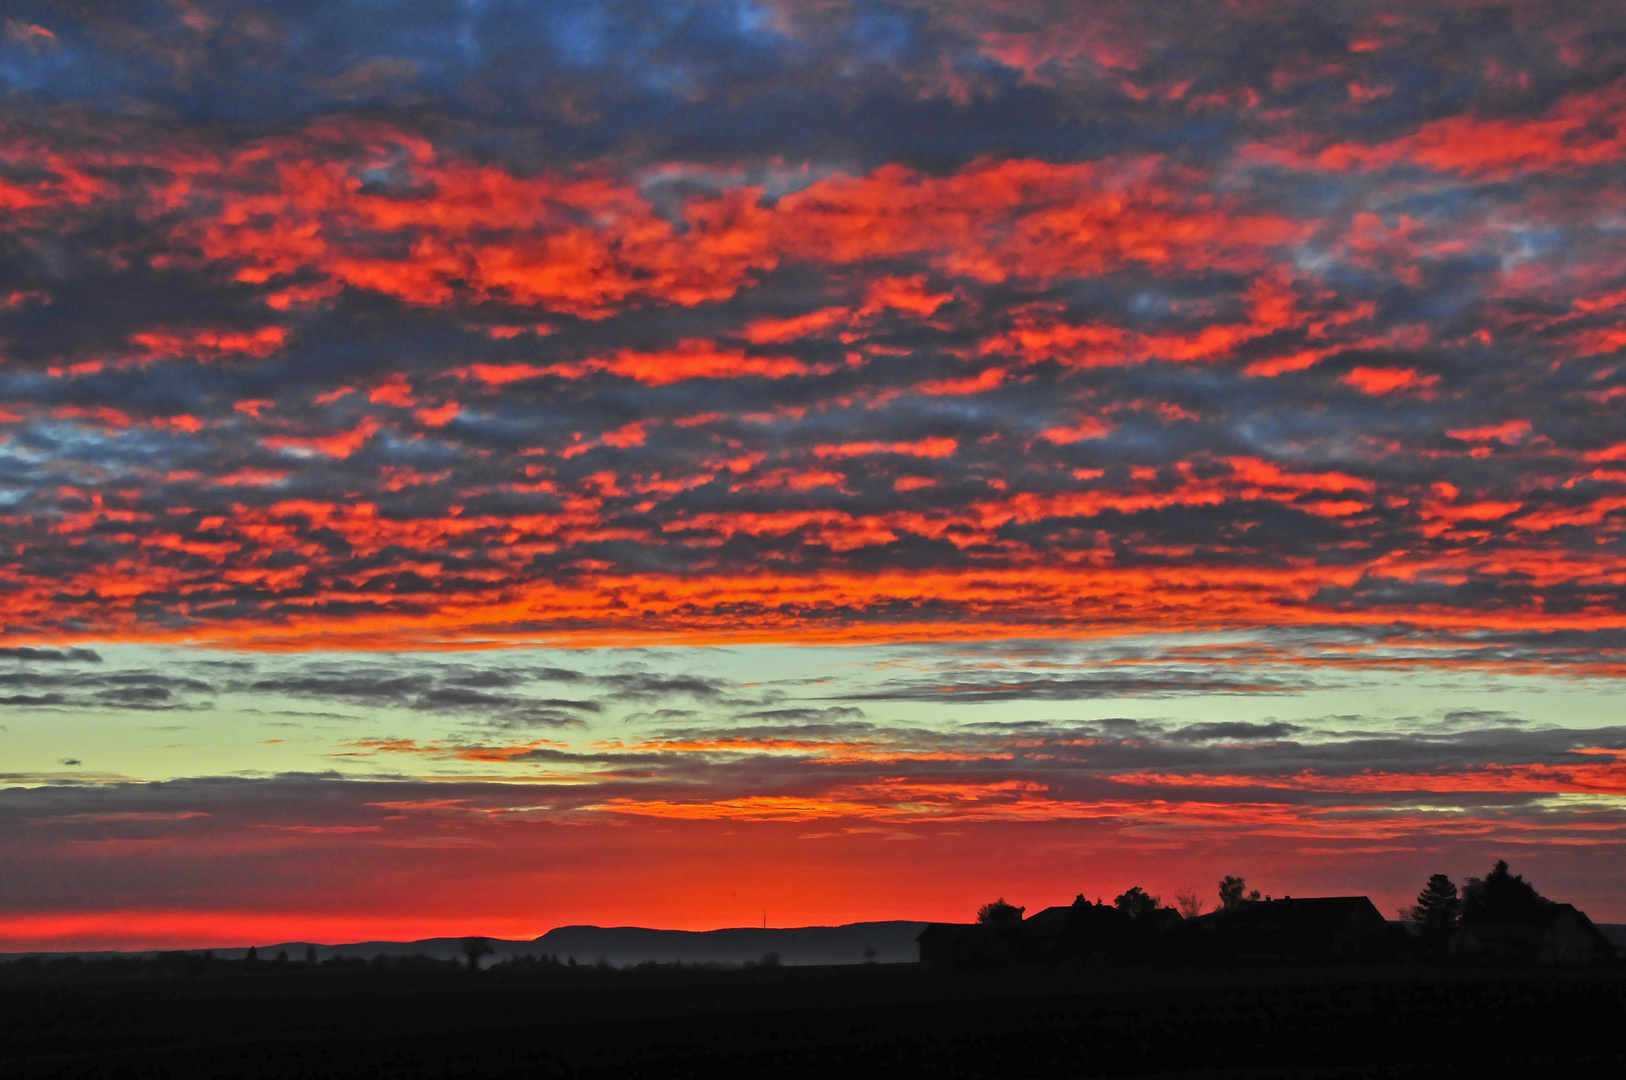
1405,873 -> 1462,934
305,945 -> 318,964
976,898 -> 1025,928
461,936 -> 494,972
1174,889 -> 1205,918
863,946 -> 878,963
1113,886 -> 1160,920
1218,875 -> 1261,910
1461,860 -> 1546,924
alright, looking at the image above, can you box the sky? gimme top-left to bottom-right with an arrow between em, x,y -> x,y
2,0 -> 1625,951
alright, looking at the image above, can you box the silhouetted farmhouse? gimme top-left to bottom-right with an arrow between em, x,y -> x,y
920,894 -> 1393,968
1447,859 -> 1619,966
922,861 -> 1622,971
1175,896 -> 1391,965
1453,902 -> 1614,966
915,923 -> 1011,969
1010,905 -> 1074,961
920,894 -> 1189,969
1053,899 -> 1179,964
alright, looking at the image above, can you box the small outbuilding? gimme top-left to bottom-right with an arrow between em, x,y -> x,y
916,923 -> 1011,969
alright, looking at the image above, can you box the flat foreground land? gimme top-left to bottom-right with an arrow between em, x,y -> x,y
2,963 -> 1623,1078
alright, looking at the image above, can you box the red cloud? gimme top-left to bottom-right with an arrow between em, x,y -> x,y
127,326 -> 288,364
456,342 -> 816,387
814,437 -> 958,459
1342,366 -> 1439,396
738,307 -> 851,344
106,127 -> 1303,321
261,417 -> 382,459
1038,418 -> 1114,444
1250,83 -> 1626,178
981,277 -> 1315,370
1447,420 -> 1531,444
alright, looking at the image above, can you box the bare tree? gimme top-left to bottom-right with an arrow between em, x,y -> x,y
1174,889 -> 1205,918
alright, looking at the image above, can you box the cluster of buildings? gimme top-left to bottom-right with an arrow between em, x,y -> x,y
918,893 -> 1619,969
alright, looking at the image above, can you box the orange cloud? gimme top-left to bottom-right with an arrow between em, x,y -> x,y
732,468 -> 849,493
413,401 -> 459,427
127,326 -> 288,364
1039,418 -> 1114,444
982,277 -> 1311,369
1447,420 -> 1532,444
855,274 -> 955,318
140,127 -> 1304,322
738,307 -> 851,344
581,341 -> 813,385
914,367 -> 1008,395
262,417 -> 382,459
1114,753 -> 1626,797
1342,366 -> 1439,395
457,342 -> 815,387
1254,83 -> 1626,178
367,373 -> 418,407
814,437 -> 958,459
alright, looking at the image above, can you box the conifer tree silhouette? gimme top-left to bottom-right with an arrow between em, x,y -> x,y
1406,874 -> 1462,932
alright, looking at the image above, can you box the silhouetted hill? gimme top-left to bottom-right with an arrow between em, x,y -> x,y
532,921 -> 926,966
0,921 -> 927,967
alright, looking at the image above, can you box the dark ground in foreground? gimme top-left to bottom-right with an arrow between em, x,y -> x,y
3,962 -> 1623,1078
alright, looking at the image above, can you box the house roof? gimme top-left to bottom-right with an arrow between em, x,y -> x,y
1190,896 -> 1385,931
1019,906 -> 1075,936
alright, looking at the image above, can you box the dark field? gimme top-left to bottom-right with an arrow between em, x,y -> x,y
3,961 -> 1624,1079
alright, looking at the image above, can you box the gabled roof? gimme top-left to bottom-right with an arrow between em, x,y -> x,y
1019,906 -> 1075,936
1464,900 -> 1616,944
1191,896 -> 1385,931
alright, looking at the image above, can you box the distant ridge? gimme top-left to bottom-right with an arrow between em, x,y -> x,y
0,920 -> 929,967
533,921 -> 927,967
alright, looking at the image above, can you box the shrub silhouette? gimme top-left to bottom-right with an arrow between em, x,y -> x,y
1113,886 -> 1160,920
976,898 -> 1025,928
1461,860 -> 1545,924
1218,875 -> 1261,910
1174,889 -> 1205,918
